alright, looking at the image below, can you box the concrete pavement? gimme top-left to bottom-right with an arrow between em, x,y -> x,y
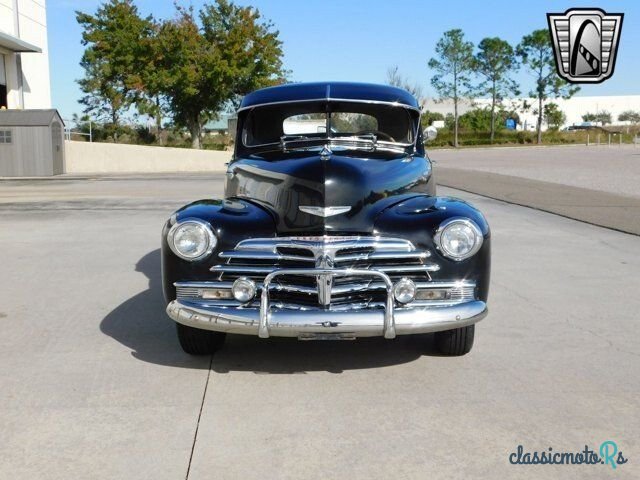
0,176 -> 638,479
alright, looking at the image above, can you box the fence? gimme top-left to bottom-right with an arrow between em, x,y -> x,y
63,118 -> 93,142
586,133 -> 639,146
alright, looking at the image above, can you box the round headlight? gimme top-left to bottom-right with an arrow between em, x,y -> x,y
167,219 -> 216,261
434,218 -> 483,261
232,277 -> 256,303
393,278 -> 416,304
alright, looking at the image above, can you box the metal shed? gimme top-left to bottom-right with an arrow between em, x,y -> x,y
0,110 -> 65,177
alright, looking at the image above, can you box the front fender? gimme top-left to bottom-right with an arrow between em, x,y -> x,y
161,198 -> 276,302
373,195 -> 491,301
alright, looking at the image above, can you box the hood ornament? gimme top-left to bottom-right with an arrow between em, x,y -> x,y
319,146 -> 332,160
299,206 -> 351,217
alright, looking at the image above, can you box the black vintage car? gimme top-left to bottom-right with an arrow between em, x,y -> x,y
162,82 -> 490,356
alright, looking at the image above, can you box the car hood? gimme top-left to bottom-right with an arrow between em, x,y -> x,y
225,151 -> 432,234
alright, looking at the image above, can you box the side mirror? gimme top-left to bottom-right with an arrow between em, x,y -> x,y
424,126 -> 438,142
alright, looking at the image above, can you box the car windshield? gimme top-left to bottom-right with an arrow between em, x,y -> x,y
240,101 -> 419,151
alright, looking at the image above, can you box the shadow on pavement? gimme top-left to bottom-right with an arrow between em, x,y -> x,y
211,335 -> 430,374
101,249 -> 435,372
100,249 -> 210,369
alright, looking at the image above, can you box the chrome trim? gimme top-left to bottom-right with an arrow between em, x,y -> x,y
233,236 -> 416,252
270,284 -> 317,295
299,206 -> 352,217
175,279 -> 475,304
210,265 -> 277,274
175,281 -> 234,288
214,236 -> 428,272
334,251 -> 431,262
433,218 -> 484,262
209,263 -> 439,275
373,264 -> 440,273
218,251 -> 315,262
167,299 -> 488,337
167,218 -> 217,262
414,280 -> 476,289
210,236 -> 438,310
315,251 -> 335,307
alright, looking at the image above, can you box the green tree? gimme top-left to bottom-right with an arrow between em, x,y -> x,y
543,102 -> 566,129
597,111 -> 612,124
428,29 -> 475,148
458,107 -> 492,132
444,113 -> 455,130
153,1 -> 286,148
133,18 -> 172,145
76,0 -> 154,130
582,111 -> 612,125
457,105 -> 520,133
517,29 -> 579,144
386,66 -> 423,103
618,110 -> 640,124
474,37 -> 519,142
135,94 -> 169,144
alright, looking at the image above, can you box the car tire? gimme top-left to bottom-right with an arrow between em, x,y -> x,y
434,325 -> 475,356
176,323 -> 226,355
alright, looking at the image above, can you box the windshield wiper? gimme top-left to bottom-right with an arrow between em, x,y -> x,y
280,135 -> 327,152
327,134 -> 377,151
338,134 -> 411,153
280,134 -> 312,142
278,133 -> 408,154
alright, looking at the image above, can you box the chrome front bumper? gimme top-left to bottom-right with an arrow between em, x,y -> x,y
167,299 -> 487,338
167,267 -> 487,338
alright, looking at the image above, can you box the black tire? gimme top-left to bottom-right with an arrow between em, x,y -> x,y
176,323 -> 226,355
434,324 -> 475,356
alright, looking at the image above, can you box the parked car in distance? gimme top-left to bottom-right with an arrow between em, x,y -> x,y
162,82 -> 490,356
563,125 -> 592,131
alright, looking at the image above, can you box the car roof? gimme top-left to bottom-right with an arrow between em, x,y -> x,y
239,82 -> 420,112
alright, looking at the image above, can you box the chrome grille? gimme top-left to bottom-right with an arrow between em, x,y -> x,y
175,286 -> 202,299
211,236 -> 440,307
447,283 -> 476,302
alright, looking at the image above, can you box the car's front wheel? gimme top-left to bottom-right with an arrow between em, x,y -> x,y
434,325 -> 475,356
176,323 -> 226,355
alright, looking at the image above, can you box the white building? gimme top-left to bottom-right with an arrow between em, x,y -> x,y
0,0 -> 51,109
425,95 -> 640,130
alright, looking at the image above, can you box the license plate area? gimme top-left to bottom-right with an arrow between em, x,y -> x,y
298,333 -> 356,341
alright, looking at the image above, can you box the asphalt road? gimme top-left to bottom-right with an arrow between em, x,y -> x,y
431,145 -> 640,199
431,145 -> 640,235
1,175 -> 638,479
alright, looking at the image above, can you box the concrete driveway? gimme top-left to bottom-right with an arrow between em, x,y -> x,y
0,175 -> 638,479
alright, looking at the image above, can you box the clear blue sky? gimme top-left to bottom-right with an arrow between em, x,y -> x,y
48,0 -> 639,120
